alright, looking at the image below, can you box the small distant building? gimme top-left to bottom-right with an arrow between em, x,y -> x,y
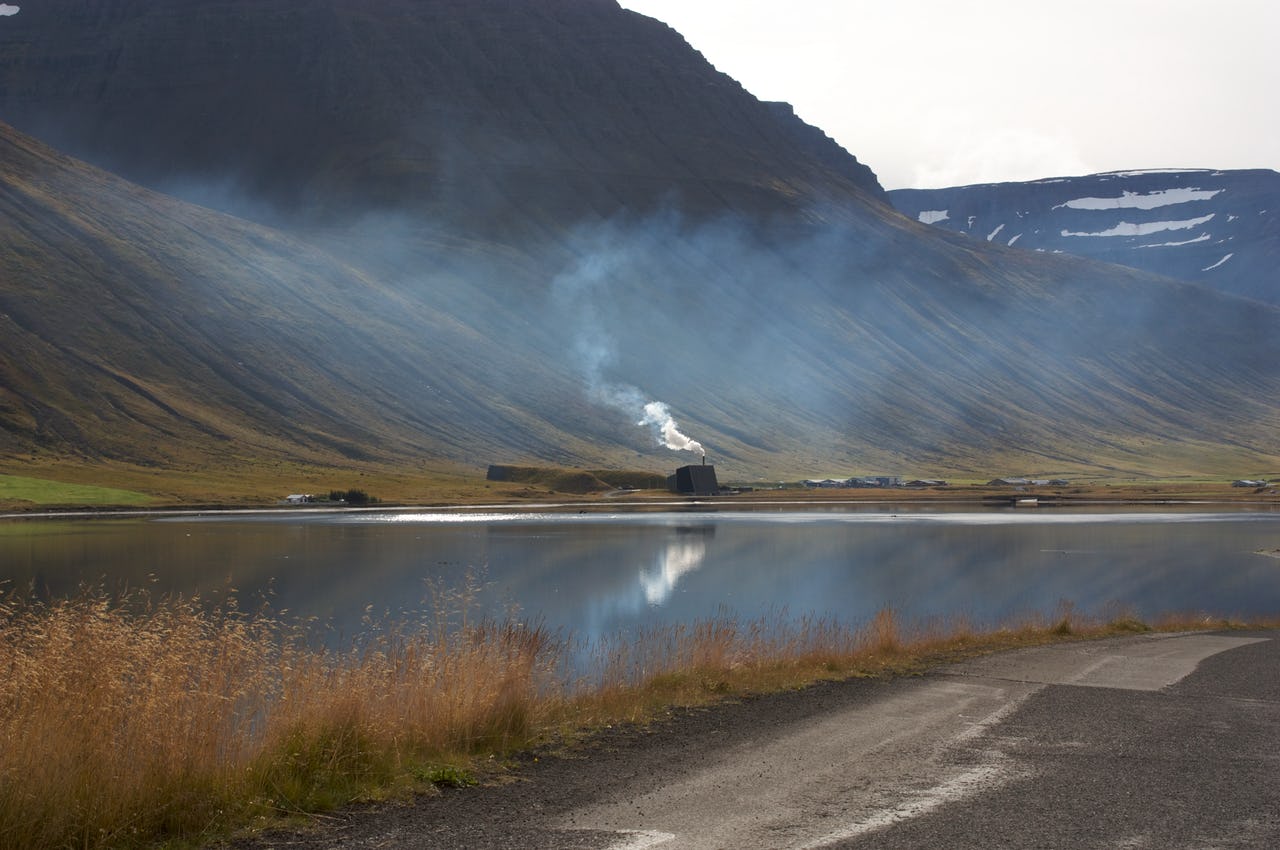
284,494 -> 313,505
669,463 -> 720,496
801,475 -> 904,489
803,478 -> 846,489
989,477 -> 1068,488
906,479 -> 949,488
1233,479 -> 1268,488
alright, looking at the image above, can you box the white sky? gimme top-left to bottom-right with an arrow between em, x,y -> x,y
617,0 -> 1280,189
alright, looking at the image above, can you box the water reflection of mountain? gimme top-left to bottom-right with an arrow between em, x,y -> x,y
5,513 -> 1280,645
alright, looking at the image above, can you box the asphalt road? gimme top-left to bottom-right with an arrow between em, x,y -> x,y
231,631 -> 1280,850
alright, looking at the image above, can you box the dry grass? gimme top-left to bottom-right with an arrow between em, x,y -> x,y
0,585 -> 561,849
2,586 -> 1277,850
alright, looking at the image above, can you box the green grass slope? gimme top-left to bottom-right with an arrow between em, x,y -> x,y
0,473 -> 151,508
0,122 -> 632,475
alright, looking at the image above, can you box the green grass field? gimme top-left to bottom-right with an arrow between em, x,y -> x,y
0,474 -> 154,507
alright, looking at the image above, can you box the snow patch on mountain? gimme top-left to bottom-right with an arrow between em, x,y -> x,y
1107,169 -> 1214,178
1062,214 -> 1215,238
1053,187 -> 1222,211
987,223 -> 1005,242
918,210 -> 949,224
1137,233 -> 1212,249
1202,253 -> 1234,271
0,5 -> 20,17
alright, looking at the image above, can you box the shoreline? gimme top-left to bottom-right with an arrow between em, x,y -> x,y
4,492 -> 1278,522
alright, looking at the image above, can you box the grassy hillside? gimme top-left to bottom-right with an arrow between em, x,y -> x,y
0,2 -> 1277,491
0,122 -> 635,473
3,117 -> 1280,494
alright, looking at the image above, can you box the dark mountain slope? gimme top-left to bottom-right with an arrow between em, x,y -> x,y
0,2 -> 1277,480
890,169 -> 1280,305
0,121 -> 634,468
551,216 -> 1280,477
9,111 -> 1275,479
0,0 -> 882,233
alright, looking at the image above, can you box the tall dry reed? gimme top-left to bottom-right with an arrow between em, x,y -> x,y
3,584 -> 1270,850
0,586 -> 559,850
572,606 -> 920,723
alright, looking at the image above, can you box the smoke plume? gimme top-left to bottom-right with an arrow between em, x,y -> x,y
640,401 -> 703,455
551,230 -> 706,457
580,375 -> 706,456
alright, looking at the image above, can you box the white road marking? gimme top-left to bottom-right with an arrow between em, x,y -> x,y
569,635 -> 1269,848
792,757 -> 1018,849
951,686 -> 1035,744
603,829 -> 676,850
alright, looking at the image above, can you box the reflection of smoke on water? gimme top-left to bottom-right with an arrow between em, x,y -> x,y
640,526 -> 713,605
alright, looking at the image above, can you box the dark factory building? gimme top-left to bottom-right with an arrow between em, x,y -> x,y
668,462 -> 719,496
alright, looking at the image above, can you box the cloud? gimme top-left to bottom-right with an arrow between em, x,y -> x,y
910,126 -> 1094,189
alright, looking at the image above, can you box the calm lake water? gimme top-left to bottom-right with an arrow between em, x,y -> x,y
4,504 -> 1280,640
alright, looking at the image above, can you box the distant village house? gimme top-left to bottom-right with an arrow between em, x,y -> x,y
802,476 -> 904,489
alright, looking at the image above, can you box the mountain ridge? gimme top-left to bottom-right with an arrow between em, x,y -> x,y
0,0 -> 884,232
889,168 -> 1280,305
1,1 -> 1278,484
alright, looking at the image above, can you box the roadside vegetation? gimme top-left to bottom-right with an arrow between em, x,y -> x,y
1,584 -> 1276,850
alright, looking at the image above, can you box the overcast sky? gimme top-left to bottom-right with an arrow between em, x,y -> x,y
617,0 -> 1280,190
